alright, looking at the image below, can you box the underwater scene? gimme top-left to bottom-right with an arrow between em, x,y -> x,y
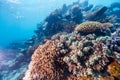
0,0 -> 120,80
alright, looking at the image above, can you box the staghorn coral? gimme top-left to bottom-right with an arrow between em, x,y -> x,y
23,30 -> 120,80
75,21 -> 113,33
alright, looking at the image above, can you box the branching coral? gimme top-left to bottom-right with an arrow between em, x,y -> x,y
75,21 -> 113,33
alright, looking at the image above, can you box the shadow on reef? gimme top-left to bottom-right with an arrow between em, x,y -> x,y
1,0 -> 120,80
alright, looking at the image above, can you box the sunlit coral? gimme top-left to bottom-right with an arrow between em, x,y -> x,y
75,21 -> 113,33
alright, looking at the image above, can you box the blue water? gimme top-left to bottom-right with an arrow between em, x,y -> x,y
0,0 -> 120,47
0,0 -> 79,47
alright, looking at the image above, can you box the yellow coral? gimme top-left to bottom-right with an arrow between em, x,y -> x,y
100,76 -> 114,80
77,76 -> 93,80
75,21 -> 113,33
107,60 -> 120,78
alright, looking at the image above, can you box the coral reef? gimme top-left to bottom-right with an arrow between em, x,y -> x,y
23,26 -> 120,80
2,1 -> 120,80
16,1 -> 117,65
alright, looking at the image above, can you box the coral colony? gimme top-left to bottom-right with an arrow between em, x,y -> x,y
17,1 -> 120,80
1,0 -> 120,80
23,21 -> 120,80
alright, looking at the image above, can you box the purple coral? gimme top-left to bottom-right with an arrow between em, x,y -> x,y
107,28 -> 120,53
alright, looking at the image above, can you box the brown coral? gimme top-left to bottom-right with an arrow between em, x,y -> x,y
99,76 -> 114,80
75,21 -> 113,33
23,40 -> 68,80
107,60 -> 120,78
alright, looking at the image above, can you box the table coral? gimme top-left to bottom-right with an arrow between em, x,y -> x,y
75,21 -> 113,33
